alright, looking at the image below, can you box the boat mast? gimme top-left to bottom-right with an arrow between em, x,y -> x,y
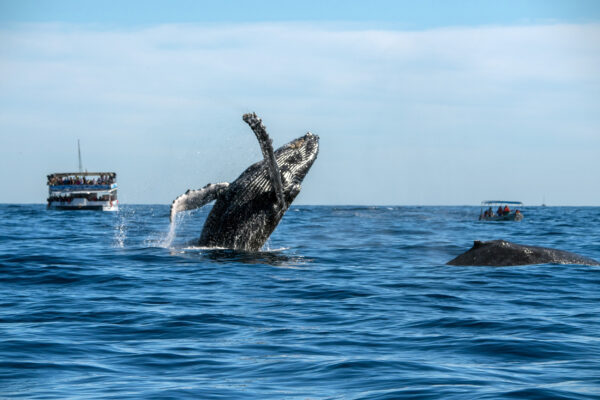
77,139 -> 83,173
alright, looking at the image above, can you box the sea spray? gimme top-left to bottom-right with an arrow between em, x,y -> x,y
159,217 -> 178,248
156,208 -> 201,248
113,208 -> 131,248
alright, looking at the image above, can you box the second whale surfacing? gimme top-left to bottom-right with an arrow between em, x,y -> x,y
170,113 -> 319,251
447,240 -> 600,266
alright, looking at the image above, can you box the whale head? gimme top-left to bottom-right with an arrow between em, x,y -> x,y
276,132 -> 320,192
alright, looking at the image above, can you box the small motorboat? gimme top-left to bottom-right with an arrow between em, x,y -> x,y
479,200 -> 523,221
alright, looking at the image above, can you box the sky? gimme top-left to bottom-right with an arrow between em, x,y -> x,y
1,1 -> 599,205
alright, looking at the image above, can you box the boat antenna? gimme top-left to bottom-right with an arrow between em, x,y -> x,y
77,139 -> 83,173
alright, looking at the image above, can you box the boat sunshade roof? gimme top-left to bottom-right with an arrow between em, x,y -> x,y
481,201 -> 523,205
48,172 -> 116,178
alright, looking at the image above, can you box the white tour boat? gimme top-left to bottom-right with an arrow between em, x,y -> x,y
47,172 -> 118,211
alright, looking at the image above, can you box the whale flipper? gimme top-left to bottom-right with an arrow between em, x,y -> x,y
170,182 -> 229,222
242,113 -> 285,209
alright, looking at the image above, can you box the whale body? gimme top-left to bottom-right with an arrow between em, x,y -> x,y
447,240 -> 600,266
170,113 -> 319,251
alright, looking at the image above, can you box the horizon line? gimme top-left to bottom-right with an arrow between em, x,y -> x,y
3,203 -> 598,207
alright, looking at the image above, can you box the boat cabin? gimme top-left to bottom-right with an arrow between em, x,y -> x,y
47,172 -> 118,211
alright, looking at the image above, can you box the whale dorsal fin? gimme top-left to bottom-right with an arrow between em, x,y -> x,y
242,113 -> 285,209
170,182 -> 229,222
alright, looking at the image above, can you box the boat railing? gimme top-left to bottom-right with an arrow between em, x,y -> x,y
49,183 -> 117,192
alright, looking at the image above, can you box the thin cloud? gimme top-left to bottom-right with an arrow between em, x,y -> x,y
1,22 -> 599,204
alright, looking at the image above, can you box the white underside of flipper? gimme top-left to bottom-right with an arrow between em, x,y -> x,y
170,182 -> 229,222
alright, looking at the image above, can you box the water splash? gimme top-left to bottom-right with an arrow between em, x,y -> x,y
113,210 -> 129,248
158,219 -> 178,248
263,237 -> 272,251
155,210 -> 197,248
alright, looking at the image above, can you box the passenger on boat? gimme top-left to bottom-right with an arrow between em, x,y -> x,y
49,175 -> 115,186
497,206 -> 503,216
503,205 -> 510,215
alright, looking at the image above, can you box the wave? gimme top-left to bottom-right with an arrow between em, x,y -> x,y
1,205 -> 599,398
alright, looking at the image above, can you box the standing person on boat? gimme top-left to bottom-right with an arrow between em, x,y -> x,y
497,205 -> 503,216
504,205 -> 510,215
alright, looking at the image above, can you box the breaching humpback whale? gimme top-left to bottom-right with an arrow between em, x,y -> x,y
170,113 -> 319,251
447,240 -> 600,266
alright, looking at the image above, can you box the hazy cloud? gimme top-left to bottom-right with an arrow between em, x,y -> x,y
1,22 -> 599,204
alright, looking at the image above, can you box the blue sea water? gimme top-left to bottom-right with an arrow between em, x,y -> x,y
0,204 -> 599,399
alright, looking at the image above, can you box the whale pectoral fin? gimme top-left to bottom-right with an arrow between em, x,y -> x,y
243,112 -> 285,209
170,182 -> 229,222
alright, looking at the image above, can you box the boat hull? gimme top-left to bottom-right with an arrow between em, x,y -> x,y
48,201 -> 118,212
480,212 -> 523,222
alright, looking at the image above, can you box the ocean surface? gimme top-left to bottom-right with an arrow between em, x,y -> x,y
1,204 -> 599,399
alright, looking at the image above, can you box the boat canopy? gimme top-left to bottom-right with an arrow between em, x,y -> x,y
481,200 -> 523,206
47,172 -> 116,178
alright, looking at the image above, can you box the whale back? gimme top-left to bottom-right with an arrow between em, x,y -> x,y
447,240 -> 600,266
198,133 -> 319,251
